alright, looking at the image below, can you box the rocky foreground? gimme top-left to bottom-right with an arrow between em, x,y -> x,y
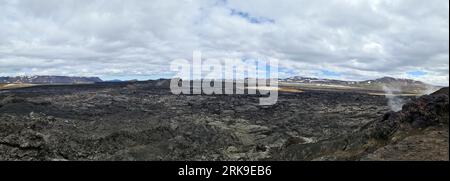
0,80 -> 447,161
274,87 -> 449,160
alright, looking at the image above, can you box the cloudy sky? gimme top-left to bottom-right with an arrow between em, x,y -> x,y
0,0 -> 448,85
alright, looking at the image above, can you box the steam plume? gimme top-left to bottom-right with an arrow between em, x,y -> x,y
382,85 -> 405,112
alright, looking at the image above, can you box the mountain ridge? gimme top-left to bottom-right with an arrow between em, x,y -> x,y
281,76 -> 431,86
0,76 -> 103,84
280,76 -> 440,94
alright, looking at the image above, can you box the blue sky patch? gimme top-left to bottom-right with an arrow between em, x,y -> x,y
321,70 -> 341,77
229,8 -> 274,24
407,70 -> 427,77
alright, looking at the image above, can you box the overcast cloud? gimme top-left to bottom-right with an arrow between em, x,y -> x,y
0,0 -> 448,85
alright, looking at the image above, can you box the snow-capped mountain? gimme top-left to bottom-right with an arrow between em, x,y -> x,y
0,76 -> 103,84
280,76 -> 437,93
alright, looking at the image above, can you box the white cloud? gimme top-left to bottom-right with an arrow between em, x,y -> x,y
0,0 -> 448,85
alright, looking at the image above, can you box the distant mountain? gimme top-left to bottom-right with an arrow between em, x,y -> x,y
282,76 -> 430,86
359,77 -> 427,86
357,77 -> 433,91
103,79 -> 124,83
0,76 -> 103,84
281,76 -> 358,85
281,76 -> 438,93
